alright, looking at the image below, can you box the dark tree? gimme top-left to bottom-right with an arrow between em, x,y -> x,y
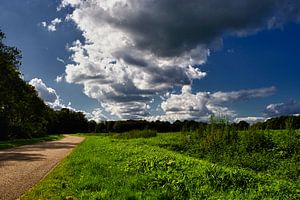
235,121 -> 250,130
0,30 -> 49,139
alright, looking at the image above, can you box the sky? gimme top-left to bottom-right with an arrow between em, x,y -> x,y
1,0 -> 300,123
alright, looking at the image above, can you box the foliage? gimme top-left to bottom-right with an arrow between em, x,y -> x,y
251,115 -> 300,130
91,115 -> 300,135
22,135 -> 299,199
0,29 -> 94,140
165,119 -> 300,182
46,108 -> 91,134
0,30 -> 49,139
112,129 -> 157,139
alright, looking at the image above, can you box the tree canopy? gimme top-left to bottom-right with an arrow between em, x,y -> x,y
0,31 -> 49,139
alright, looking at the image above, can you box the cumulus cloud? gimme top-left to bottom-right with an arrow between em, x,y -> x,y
30,78 -> 107,121
60,0 -> 300,56
147,86 -> 275,122
264,100 -> 300,117
64,37 -> 206,119
29,78 -> 65,109
210,86 -> 276,103
55,75 -> 64,83
234,117 -> 266,124
41,18 -> 62,32
58,0 -> 299,119
84,108 -> 107,122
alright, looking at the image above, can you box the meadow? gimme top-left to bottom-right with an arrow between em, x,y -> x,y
22,125 -> 299,200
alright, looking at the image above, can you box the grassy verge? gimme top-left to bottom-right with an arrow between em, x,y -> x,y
146,129 -> 299,182
0,135 -> 63,149
22,135 -> 299,199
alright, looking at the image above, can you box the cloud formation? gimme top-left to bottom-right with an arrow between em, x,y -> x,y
58,0 -> 299,119
84,108 -> 107,122
29,78 -> 106,121
264,100 -> 300,117
147,86 -> 276,122
29,78 -> 65,109
41,18 -> 62,32
234,117 -> 266,124
55,75 -> 64,83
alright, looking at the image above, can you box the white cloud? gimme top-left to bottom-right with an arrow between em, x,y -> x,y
55,75 -> 64,83
41,18 -> 62,32
56,57 -> 65,64
56,0 -> 299,120
147,85 -> 275,122
29,78 -> 65,109
84,108 -> 107,122
30,78 -> 107,121
41,22 -> 47,27
210,86 -> 276,103
234,117 -> 266,124
264,100 -> 300,117
61,5 -> 208,119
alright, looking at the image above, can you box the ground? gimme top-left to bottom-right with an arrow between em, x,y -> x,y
0,135 -> 84,200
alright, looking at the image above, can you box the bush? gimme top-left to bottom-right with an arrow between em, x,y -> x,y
179,116 -> 238,155
113,129 -> 157,139
241,129 -> 276,153
172,116 -> 300,182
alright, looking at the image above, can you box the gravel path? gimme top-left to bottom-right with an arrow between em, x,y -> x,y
0,135 -> 85,200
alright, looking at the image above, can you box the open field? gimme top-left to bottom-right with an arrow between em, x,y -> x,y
22,130 -> 299,200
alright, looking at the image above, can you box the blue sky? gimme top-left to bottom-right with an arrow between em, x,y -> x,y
1,0 -> 300,122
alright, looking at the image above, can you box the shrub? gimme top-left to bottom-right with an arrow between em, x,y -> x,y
113,129 -> 157,139
179,116 -> 239,156
241,129 -> 276,153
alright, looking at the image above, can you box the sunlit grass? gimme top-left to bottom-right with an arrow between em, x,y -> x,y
22,133 -> 299,199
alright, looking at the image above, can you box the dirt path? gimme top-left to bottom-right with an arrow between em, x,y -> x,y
0,135 -> 85,200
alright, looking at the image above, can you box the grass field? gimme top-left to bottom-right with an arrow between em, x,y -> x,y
0,135 -> 63,149
22,131 -> 299,200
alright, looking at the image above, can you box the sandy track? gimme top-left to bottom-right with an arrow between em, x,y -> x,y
0,135 -> 85,200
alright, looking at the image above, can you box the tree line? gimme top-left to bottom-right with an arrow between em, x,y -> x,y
1,29 -> 299,140
0,30 -> 95,139
91,115 -> 300,134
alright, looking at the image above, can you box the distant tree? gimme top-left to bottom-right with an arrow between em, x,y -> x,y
88,120 -> 97,133
236,121 -> 250,130
106,121 -> 115,132
53,108 -> 89,134
95,122 -> 107,133
172,120 -> 183,132
113,121 -> 123,133
255,115 -> 300,130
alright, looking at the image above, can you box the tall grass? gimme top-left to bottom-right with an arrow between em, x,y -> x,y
112,129 -> 157,139
22,136 -> 299,199
20,117 -> 299,199
174,117 -> 300,182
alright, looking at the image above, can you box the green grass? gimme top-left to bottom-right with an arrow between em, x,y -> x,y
171,129 -> 300,182
22,133 -> 299,200
0,134 -> 63,149
112,129 -> 157,139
